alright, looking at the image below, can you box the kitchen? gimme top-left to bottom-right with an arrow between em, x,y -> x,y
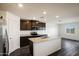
0,4 -> 61,55
1,3 -> 79,56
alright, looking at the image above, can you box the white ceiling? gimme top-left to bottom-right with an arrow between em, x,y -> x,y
0,3 -> 79,23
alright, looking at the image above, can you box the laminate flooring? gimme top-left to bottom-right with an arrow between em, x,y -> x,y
49,38 -> 79,56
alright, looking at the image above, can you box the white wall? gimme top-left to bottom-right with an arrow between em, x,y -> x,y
0,11 -> 7,25
0,11 -> 6,19
46,22 -> 58,38
58,22 -> 79,41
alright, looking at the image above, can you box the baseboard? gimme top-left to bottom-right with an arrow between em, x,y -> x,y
62,37 -> 79,42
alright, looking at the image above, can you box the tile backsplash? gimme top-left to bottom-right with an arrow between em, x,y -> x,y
20,30 -> 46,36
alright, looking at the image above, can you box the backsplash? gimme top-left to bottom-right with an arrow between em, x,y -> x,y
20,30 -> 46,36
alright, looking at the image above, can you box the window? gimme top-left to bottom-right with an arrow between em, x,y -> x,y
65,24 -> 75,34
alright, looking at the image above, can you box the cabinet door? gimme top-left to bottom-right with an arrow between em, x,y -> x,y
20,20 -> 31,30
20,20 -> 27,30
38,22 -> 46,30
26,20 -> 31,30
31,20 -> 39,30
7,12 -> 20,53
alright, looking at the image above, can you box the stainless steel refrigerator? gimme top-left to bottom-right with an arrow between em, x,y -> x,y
0,19 -> 9,56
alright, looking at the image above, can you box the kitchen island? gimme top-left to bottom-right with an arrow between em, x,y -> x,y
29,37 -> 61,56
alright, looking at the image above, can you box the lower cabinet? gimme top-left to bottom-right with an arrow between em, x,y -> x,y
20,37 -> 29,47
20,35 -> 47,56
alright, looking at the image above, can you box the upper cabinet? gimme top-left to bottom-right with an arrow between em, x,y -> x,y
20,19 -> 46,30
20,20 -> 31,30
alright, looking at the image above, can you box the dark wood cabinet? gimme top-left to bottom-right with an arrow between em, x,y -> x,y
20,37 -> 30,47
20,19 -> 46,30
38,22 -> 46,30
31,20 -> 39,30
20,20 -> 31,30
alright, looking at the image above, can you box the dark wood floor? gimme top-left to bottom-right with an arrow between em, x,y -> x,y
10,45 -> 32,56
49,38 -> 79,56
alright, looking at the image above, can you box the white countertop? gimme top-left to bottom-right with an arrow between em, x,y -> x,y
29,37 -> 48,43
29,37 -> 60,43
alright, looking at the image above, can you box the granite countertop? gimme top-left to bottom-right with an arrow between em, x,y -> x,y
29,37 -> 60,43
29,37 -> 48,43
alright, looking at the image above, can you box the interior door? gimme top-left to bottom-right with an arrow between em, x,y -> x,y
7,13 -> 20,54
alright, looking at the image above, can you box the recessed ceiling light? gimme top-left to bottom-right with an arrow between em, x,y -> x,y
56,16 -> 59,18
18,3 -> 23,7
43,11 -> 47,15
